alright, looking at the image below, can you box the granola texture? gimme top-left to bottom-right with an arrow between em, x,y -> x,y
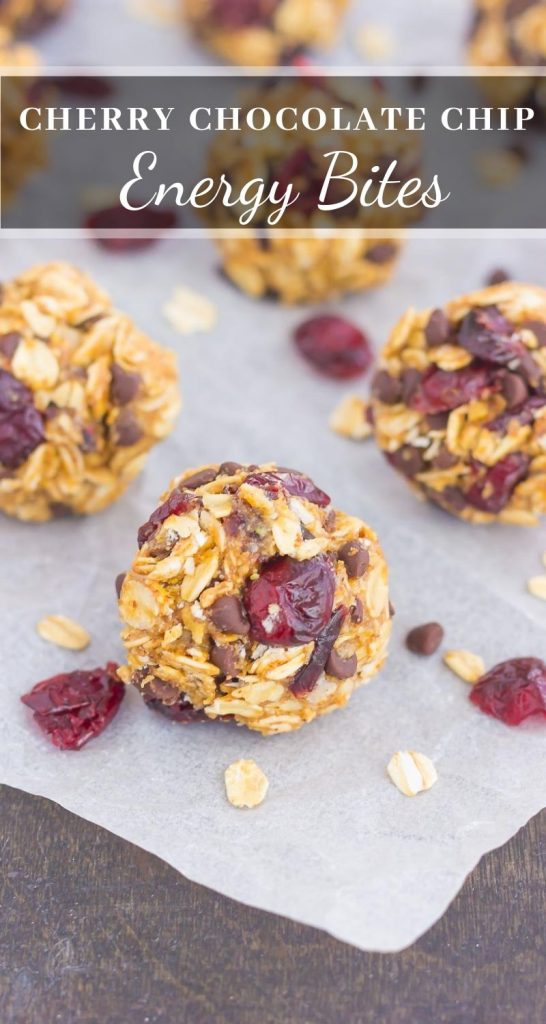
371,282 -> 546,525
0,0 -> 69,34
467,0 -> 546,108
0,28 -> 44,203
118,462 -> 391,735
207,79 -> 420,302
183,0 -> 348,66
0,262 -> 180,521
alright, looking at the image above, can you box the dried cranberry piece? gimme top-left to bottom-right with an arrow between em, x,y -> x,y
465,452 -> 529,513
84,205 -> 178,252
21,663 -> 124,751
244,554 -> 335,646
458,306 -> 539,382
486,395 -> 546,434
0,369 -> 45,469
290,606 -> 346,696
137,489 -> 197,548
470,657 -> 546,725
143,693 -> 208,723
409,364 -> 497,414
244,468 -> 330,507
294,315 -> 372,380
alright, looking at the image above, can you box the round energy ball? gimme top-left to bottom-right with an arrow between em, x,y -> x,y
371,282 -> 546,525
183,0 -> 348,66
467,0 -> 546,109
0,29 -> 44,204
0,262 -> 180,521
207,78 -> 421,303
118,462 -> 391,735
0,0 -> 69,34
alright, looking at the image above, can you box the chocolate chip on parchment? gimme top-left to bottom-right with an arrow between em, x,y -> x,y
500,370 -> 528,409
389,601 -> 396,618
425,309 -> 450,348
210,642 -> 238,677
338,540 -> 369,579
405,621 -> 444,656
486,268 -> 510,286
326,648 -> 358,679
115,409 -> 143,447
115,572 -> 126,598
372,369 -> 402,404
182,467 -> 219,489
209,595 -> 249,635
0,332 -> 21,359
110,364 -> 141,406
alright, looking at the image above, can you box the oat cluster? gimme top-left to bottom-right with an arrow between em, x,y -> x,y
206,79 -> 421,303
371,283 -> 546,525
0,0 -> 68,34
118,462 -> 391,735
183,0 -> 348,66
0,262 -> 180,521
467,0 -> 546,109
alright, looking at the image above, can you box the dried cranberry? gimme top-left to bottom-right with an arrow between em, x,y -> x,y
84,205 -> 178,252
294,315 -> 372,380
137,489 -> 197,547
486,395 -> 546,434
244,554 -> 335,646
244,468 -> 330,507
143,693 -> 208,723
470,657 -> 546,725
0,369 -> 44,469
290,606 -> 346,696
410,364 -> 497,414
458,306 -> 539,383
465,453 -> 529,513
21,663 -> 124,751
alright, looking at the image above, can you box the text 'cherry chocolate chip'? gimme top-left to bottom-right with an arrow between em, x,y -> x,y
406,622 -> 444,656
209,595 -> 249,635
338,539 -> 369,578
244,554 -> 335,646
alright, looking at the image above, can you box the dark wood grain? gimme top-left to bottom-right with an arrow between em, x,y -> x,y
0,785 -> 544,1024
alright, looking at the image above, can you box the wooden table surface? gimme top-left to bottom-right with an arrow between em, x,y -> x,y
0,785 -> 544,1024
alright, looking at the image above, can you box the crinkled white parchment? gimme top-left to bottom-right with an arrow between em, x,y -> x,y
0,236 -> 545,952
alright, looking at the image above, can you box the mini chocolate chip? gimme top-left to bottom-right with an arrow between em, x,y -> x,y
401,368 -> 422,404
50,502 -> 73,518
390,446 -> 426,477
389,601 -> 396,618
210,642 -> 238,678
325,648 -> 358,679
110,364 -> 141,406
182,467 -> 218,489
372,370 -> 402,404
432,445 -> 459,470
522,320 -> 546,348
427,411 -> 449,430
500,371 -> 528,409
425,309 -> 450,348
144,677 -> 180,703
115,410 -> 143,447
405,621 -> 444,656
338,540 -> 369,579
0,332 -> 21,359
209,595 -> 249,635
486,268 -> 510,286
218,461 -> 243,475
115,572 -> 126,598
366,243 -> 396,265
351,597 -> 363,623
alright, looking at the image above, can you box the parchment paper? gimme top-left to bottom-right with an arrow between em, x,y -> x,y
1,236 -> 545,952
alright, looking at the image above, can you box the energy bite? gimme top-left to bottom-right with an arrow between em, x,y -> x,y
207,78 -> 421,303
0,0 -> 69,34
371,283 -> 546,524
118,462 -> 391,735
0,262 -> 180,521
183,0 -> 348,66
0,29 -> 44,204
467,1 -> 546,109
